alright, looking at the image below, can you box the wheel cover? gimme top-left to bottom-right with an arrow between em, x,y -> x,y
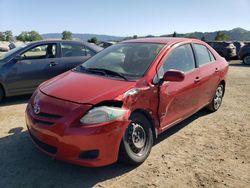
214,86 -> 223,110
126,122 -> 146,156
244,55 -> 250,65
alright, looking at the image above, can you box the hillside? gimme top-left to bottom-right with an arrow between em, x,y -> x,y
42,33 -> 124,41
161,28 -> 250,41
41,28 -> 250,42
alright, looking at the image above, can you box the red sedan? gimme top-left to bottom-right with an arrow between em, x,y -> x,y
26,38 -> 228,167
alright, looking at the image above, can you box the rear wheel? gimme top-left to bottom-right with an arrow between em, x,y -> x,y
119,113 -> 153,165
243,54 -> 250,65
206,84 -> 224,112
0,87 -> 4,102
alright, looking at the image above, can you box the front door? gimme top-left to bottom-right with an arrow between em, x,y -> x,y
157,44 -> 201,131
5,43 -> 59,94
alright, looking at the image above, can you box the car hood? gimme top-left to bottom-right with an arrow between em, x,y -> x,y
40,71 -> 136,104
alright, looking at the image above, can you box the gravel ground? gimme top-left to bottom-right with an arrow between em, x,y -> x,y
0,60 -> 249,188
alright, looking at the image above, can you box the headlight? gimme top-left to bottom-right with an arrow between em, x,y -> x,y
80,106 -> 127,125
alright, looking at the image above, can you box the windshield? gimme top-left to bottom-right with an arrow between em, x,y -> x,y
0,44 -> 27,60
77,43 -> 164,80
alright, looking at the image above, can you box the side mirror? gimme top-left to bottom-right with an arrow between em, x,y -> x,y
162,69 -> 185,82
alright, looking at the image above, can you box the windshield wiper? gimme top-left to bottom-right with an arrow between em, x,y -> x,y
87,68 -> 128,81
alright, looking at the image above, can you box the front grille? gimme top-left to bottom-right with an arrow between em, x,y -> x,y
30,133 -> 57,154
32,119 -> 54,125
36,112 -> 62,119
30,104 -> 62,126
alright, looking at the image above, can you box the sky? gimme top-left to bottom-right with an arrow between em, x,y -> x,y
0,0 -> 250,36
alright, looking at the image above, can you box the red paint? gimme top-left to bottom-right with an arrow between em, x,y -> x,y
26,38 -> 228,167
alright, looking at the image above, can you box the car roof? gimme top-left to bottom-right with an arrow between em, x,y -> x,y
121,37 -> 200,45
27,40 -> 103,52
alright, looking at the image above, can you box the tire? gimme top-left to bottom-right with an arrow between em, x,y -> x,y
206,84 -> 224,112
0,87 -> 4,102
243,54 -> 250,65
119,113 -> 153,165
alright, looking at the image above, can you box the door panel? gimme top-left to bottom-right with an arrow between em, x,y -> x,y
5,43 -> 59,94
159,70 -> 201,130
198,63 -> 220,106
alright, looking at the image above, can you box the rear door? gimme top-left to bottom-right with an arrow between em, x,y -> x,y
158,44 -> 201,130
58,42 -> 94,71
5,43 -> 60,94
192,43 -> 220,107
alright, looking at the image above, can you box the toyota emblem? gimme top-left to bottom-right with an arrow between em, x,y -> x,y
33,103 -> 40,114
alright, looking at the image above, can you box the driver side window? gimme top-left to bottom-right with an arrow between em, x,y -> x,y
153,44 -> 195,83
21,44 -> 56,60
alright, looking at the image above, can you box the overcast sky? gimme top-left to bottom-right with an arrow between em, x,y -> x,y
0,0 -> 250,36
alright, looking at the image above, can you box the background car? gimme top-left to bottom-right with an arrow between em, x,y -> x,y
26,37 -> 228,167
98,41 -> 116,48
207,41 -> 236,60
0,40 -> 102,101
233,41 -> 245,57
238,43 -> 250,64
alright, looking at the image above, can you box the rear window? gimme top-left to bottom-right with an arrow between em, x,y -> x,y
61,43 -> 94,57
193,44 -> 211,66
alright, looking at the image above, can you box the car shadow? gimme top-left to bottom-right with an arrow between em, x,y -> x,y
155,109 -> 211,144
0,109 -> 211,187
0,128 -> 135,188
0,95 -> 31,107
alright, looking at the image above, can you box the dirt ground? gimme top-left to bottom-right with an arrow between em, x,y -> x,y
0,60 -> 249,188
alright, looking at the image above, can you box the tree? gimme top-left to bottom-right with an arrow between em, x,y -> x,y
16,32 -> 28,42
201,36 -> 206,41
4,30 -> 13,41
0,31 -> 13,41
133,35 -> 138,39
215,31 -> 230,41
172,31 -> 177,37
16,31 -> 42,42
0,32 -> 5,41
62,31 -> 72,40
29,31 -> 42,41
88,37 -> 98,44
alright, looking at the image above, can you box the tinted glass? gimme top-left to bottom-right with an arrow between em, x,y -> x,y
21,44 -> 56,60
193,44 -> 211,66
61,43 -> 88,57
162,44 -> 195,72
80,43 -> 164,78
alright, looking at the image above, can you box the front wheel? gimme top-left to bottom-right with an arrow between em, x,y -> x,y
206,84 -> 224,112
0,87 -> 4,102
119,113 -> 153,165
243,54 -> 250,65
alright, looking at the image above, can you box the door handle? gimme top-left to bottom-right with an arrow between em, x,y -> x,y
49,62 -> 58,67
194,77 -> 201,83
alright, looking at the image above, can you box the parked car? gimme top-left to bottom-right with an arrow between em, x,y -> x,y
0,40 -> 102,101
238,43 -> 250,65
233,41 -> 245,57
26,37 -> 228,167
98,41 -> 116,48
207,41 -> 236,60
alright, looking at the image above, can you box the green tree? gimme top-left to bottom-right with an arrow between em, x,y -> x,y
172,31 -> 177,37
133,35 -> 138,39
4,30 -> 13,41
62,31 -> 72,40
16,32 -> 28,42
215,31 -> 230,41
29,31 -> 42,41
0,32 -> 5,41
88,37 -> 98,44
16,31 -> 42,42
